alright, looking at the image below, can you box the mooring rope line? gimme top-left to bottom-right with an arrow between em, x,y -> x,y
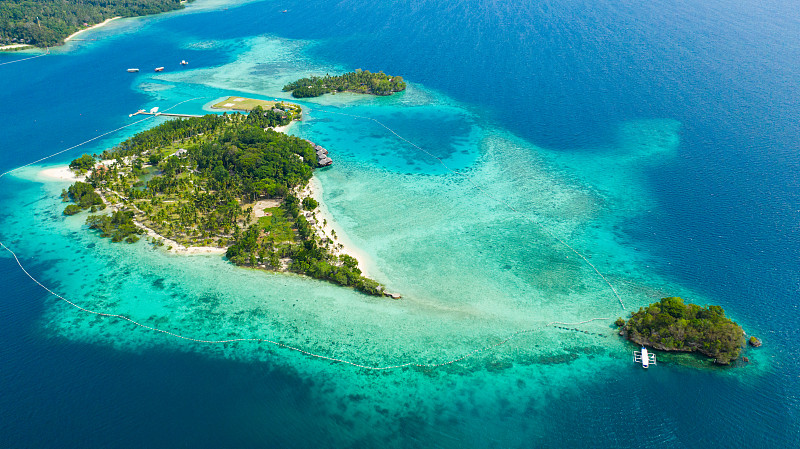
0,97 -> 614,371
0,47 -> 49,66
315,108 -> 627,311
0,97 -> 201,179
0,241 -> 609,370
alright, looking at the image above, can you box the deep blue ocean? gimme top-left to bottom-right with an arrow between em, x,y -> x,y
1,0 -> 798,447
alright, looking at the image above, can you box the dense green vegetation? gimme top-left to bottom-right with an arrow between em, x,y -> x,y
302,197 -> 318,210
283,70 -> 406,98
68,111 -> 386,296
242,104 -> 296,129
86,210 -> 143,243
61,181 -> 104,215
617,297 -> 746,365
0,0 -> 186,47
69,154 -> 95,172
100,113 -> 229,160
227,195 -> 383,296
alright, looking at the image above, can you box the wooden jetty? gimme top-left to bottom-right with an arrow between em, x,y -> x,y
129,109 -> 203,118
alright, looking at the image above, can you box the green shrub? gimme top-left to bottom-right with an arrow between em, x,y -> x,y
63,204 -> 82,215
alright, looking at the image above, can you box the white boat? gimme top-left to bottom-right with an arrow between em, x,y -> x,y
633,346 -> 657,368
127,68 -> 139,72
180,60 -> 188,65
154,67 -> 164,72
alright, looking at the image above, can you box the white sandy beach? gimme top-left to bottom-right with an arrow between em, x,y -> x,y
64,17 -> 122,42
301,177 -> 380,279
0,44 -> 32,51
270,121 -> 296,134
39,166 -> 86,182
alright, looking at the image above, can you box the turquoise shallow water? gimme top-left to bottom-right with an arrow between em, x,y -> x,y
1,0 -> 797,447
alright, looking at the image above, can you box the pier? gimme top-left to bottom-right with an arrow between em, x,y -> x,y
129,109 -> 203,119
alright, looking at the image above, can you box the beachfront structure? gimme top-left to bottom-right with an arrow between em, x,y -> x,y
306,140 -> 333,166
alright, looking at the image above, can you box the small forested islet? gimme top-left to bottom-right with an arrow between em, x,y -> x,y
616,297 -> 747,365
283,70 -> 406,98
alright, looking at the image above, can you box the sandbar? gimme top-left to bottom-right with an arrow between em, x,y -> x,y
39,166 -> 86,182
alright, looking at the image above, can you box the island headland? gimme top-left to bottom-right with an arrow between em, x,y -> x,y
0,0 -> 187,48
616,296 -> 751,365
61,105 -> 391,297
283,70 -> 406,98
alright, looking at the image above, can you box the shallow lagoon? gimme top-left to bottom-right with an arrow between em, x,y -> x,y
1,0 -> 796,447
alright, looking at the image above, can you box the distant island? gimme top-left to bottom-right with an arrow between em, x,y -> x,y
616,297 -> 746,365
282,70 -> 406,98
0,0 -> 187,48
60,109 -> 389,297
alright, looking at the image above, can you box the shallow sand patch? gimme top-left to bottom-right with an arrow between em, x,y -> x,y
302,176 -> 382,279
39,166 -> 85,182
253,199 -> 281,217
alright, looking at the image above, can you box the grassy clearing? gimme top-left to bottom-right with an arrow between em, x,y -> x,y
256,206 -> 296,242
211,96 -> 281,112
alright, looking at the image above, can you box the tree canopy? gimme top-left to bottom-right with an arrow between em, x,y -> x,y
69,154 -> 95,172
86,210 -> 143,243
618,297 -> 746,365
283,70 -> 406,98
62,181 -> 104,215
0,0 -> 187,47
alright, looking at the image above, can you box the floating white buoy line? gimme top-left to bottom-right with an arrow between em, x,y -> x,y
0,96 -> 617,371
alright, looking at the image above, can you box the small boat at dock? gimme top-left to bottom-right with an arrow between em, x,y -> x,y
127,68 -> 139,72
154,67 -> 164,72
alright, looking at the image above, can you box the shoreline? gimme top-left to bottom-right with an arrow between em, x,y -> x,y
0,44 -> 33,51
270,120 -> 296,134
35,160 -> 376,266
2,0 -> 249,52
39,166 -> 86,182
300,176 -> 380,279
37,164 -> 225,256
134,218 -> 227,256
64,17 -> 122,43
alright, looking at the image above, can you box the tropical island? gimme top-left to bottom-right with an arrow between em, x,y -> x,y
282,70 -> 406,98
60,108 -> 388,297
0,0 -> 187,48
615,297 -> 747,365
